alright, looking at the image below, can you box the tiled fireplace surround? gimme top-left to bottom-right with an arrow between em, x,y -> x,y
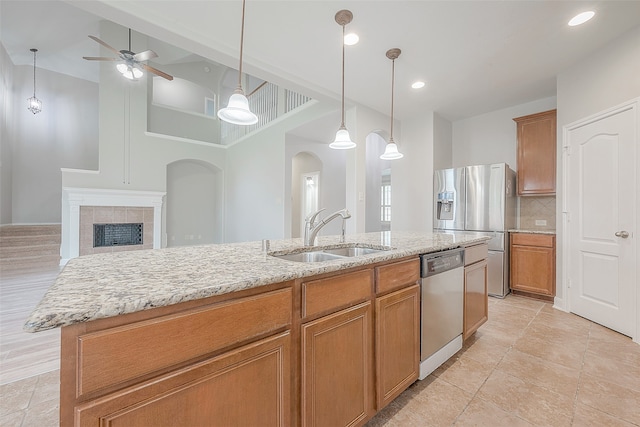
79,206 -> 154,256
62,188 -> 165,263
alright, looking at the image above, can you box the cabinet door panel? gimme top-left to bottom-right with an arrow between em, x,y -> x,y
464,260 -> 488,340
510,245 -> 555,296
301,302 -> 374,427
76,332 -> 290,427
376,285 -> 420,409
514,109 -> 556,195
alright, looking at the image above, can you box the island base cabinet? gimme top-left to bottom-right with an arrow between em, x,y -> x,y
74,332 -> 291,427
301,302 -> 374,427
375,284 -> 420,410
463,259 -> 488,340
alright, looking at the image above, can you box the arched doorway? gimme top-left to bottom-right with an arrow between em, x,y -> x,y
166,159 -> 223,247
291,152 -> 322,238
365,131 -> 392,232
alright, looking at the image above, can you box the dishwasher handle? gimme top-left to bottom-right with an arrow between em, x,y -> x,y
420,248 -> 465,278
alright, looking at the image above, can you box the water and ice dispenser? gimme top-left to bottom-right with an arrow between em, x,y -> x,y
436,192 -> 455,221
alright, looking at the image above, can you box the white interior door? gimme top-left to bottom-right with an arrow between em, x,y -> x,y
567,104 -> 637,337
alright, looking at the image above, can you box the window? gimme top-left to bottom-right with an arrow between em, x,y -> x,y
381,173 -> 391,226
204,97 -> 216,117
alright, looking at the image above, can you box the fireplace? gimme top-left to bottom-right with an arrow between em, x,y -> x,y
79,206 -> 153,256
62,188 -> 165,263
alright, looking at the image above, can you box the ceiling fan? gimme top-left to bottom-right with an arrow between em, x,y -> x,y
83,29 -> 173,81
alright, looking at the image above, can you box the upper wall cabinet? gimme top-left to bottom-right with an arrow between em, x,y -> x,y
513,109 -> 557,195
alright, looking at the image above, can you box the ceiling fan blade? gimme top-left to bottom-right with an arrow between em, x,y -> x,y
88,35 -> 120,55
142,63 -> 174,81
82,56 -> 119,61
134,50 -> 158,62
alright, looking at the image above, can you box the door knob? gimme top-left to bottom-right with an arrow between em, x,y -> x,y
615,231 -> 629,238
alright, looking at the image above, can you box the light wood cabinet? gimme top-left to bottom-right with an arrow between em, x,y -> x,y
76,332 -> 291,427
301,302 -> 374,427
375,284 -> 420,410
510,233 -> 556,299
513,109 -> 557,195
61,285 -> 293,427
463,244 -> 488,340
61,257 -> 422,427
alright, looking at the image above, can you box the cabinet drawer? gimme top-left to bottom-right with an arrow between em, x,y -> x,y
511,233 -> 555,248
302,270 -> 373,319
76,332 -> 291,427
375,258 -> 420,295
76,288 -> 292,397
464,243 -> 488,266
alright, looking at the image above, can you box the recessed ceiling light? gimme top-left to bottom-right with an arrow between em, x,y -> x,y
568,11 -> 595,26
344,33 -> 359,45
411,81 -> 426,89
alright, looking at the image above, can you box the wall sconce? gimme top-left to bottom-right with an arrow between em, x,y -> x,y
27,48 -> 42,114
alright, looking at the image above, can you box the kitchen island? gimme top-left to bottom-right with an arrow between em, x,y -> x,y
25,231 -> 489,427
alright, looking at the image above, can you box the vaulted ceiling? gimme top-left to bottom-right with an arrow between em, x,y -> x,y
3,1 -> 640,121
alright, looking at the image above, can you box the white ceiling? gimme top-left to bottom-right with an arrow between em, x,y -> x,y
2,1 -> 640,122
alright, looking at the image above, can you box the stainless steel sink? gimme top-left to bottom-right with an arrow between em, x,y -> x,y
272,251 -> 345,263
270,245 -> 390,263
322,247 -> 386,257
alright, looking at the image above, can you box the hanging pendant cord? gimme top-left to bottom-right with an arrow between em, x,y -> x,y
32,49 -> 37,97
340,23 -> 346,128
128,28 -> 132,51
390,58 -> 395,139
237,0 -> 247,90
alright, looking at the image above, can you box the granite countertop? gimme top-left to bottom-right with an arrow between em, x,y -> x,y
508,229 -> 556,235
24,231 -> 489,333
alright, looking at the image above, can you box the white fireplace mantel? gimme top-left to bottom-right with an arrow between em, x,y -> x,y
61,187 -> 165,264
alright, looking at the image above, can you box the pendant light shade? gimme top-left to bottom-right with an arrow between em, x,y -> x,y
329,10 -> 356,150
27,48 -> 42,114
380,48 -> 403,160
218,0 -> 258,126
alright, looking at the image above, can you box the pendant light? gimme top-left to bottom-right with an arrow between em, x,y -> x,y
329,10 -> 356,150
27,48 -> 42,114
380,48 -> 404,160
218,0 -> 258,125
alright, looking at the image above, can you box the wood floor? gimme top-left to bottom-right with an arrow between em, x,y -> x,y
0,266 -> 61,385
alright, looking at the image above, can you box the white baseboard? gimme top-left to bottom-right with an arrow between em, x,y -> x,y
553,296 -> 567,312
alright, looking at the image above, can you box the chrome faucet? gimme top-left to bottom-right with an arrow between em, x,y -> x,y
304,208 -> 351,246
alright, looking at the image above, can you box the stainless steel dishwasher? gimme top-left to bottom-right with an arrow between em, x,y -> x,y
419,247 -> 465,380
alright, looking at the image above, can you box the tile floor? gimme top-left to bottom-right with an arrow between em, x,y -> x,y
366,296 -> 640,426
1,268 -> 639,426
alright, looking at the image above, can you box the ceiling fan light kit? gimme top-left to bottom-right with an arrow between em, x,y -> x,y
218,0 -> 258,126
329,9 -> 356,150
116,63 -> 143,80
27,48 -> 42,114
380,48 -> 404,160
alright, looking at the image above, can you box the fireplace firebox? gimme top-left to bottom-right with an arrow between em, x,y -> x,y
93,223 -> 143,248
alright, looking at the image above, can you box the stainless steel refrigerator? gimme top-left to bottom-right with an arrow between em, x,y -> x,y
434,163 -> 516,297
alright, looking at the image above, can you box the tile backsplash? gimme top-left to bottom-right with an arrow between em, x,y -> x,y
518,196 -> 556,230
